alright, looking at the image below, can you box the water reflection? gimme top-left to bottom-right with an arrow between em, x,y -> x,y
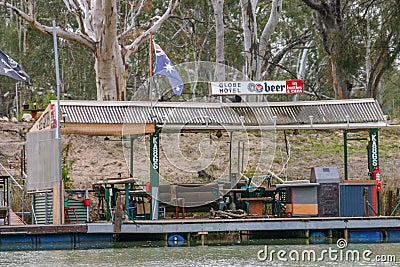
0,241 -> 399,267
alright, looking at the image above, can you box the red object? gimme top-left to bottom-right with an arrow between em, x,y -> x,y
145,182 -> 150,192
145,182 -> 152,200
372,167 -> 382,191
64,207 -> 79,223
83,199 -> 90,206
50,104 -> 57,129
286,80 -> 304,94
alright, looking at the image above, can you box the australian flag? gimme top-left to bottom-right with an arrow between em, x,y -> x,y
154,42 -> 183,96
0,49 -> 30,84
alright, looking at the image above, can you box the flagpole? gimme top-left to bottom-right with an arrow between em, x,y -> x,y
15,83 -> 18,118
149,35 -> 153,77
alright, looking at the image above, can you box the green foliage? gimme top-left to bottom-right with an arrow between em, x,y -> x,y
0,21 -> 26,92
62,143 -> 76,189
379,69 -> 400,118
0,0 -> 398,102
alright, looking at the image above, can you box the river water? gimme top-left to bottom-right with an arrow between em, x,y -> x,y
0,241 -> 399,267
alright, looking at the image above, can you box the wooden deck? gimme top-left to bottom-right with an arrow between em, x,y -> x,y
0,216 -> 398,236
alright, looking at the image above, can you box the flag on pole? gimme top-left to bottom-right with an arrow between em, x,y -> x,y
154,42 -> 183,96
0,49 -> 30,83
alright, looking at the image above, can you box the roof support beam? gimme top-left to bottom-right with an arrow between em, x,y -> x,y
61,123 -> 155,136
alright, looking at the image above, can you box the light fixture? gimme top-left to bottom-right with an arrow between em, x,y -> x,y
309,115 -> 314,127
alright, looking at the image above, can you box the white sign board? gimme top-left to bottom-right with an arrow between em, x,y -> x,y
210,80 -> 304,96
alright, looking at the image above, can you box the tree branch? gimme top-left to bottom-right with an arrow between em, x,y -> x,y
119,0 -> 146,41
263,31 -> 311,78
259,0 -> 282,59
0,1 -> 95,50
125,0 -> 180,56
302,0 -> 325,12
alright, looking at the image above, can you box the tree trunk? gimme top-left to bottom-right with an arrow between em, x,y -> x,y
94,43 -> 127,101
240,0 -> 259,80
93,0 -> 126,101
211,0 -> 225,80
303,0 -> 351,99
331,58 -> 351,99
258,0 -> 282,78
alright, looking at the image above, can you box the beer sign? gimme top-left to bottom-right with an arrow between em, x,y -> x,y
210,80 -> 303,96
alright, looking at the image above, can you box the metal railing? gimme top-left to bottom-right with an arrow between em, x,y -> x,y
0,162 -> 28,225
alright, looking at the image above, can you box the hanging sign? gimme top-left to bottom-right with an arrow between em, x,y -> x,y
209,80 -> 303,96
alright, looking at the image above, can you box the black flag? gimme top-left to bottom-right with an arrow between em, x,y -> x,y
0,49 -> 30,83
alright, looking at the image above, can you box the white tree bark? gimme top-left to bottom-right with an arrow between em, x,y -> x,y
211,0 -> 225,81
240,0 -> 282,81
0,0 -> 180,100
258,0 -> 282,77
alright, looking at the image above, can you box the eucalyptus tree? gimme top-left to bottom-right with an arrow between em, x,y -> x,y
360,0 -> 400,99
301,0 -> 400,100
301,0 -> 353,99
240,0 -> 282,80
0,0 -> 180,101
240,0 -> 310,83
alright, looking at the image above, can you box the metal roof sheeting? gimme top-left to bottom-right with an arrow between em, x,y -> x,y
54,98 -> 387,130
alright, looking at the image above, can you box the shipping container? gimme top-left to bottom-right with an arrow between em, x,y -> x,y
340,181 -> 378,217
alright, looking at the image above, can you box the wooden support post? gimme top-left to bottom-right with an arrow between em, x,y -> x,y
387,190 -> 394,216
363,187 -> 369,217
327,229 -> 333,238
344,229 -> 348,241
114,195 -> 124,233
52,181 -> 63,224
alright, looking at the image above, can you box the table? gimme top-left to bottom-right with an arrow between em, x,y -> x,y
239,197 -> 273,216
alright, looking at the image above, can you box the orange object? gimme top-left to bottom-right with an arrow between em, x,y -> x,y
64,207 -> 79,224
372,167 -> 382,191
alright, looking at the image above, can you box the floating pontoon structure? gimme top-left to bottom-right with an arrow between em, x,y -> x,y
30,98 -> 387,135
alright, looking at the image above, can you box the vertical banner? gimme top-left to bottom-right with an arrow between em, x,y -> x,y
368,129 -> 379,173
150,128 -> 160,220
368,128 -> 380,215
209,80 -> 304,95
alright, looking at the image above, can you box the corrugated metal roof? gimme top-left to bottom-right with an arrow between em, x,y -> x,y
55,98 -> 387,131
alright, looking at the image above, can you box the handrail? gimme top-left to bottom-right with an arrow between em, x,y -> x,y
0,163 -> 23,190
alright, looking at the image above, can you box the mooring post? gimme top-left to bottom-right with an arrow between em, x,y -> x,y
344,229 -> 348,241
150,126 -> 161,220
187,233 -> 191,247
327,229 -> 332,238
198,232 -> 208,247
